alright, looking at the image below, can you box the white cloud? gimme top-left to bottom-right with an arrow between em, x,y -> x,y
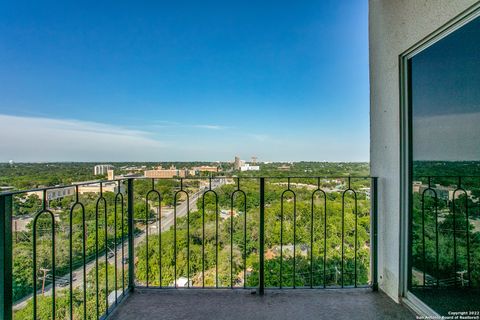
0,114 -> 166,162
0,114 -> 370,162
192,124 -> 226,130
144,122 -> 228,131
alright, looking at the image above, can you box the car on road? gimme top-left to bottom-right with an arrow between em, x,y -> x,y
46,273 -> 75,287
57,277 -> 70,287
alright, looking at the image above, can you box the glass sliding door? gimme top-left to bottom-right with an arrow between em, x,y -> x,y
408,14 -> 480,315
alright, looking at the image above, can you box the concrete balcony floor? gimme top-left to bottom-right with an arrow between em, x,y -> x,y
109,288 -> 415,320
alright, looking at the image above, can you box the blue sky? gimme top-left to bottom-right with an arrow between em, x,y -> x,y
0,0 -> 369,162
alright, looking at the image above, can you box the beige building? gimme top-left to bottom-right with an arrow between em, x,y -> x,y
144,166 -> 187,179
107,169 -> 115,180
25,181 -> 124,200
76,182 -> 124,194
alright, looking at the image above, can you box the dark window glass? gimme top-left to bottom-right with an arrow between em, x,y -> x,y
409,16 -> 480,315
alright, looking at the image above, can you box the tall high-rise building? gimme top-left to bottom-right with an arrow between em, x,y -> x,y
94,164 -> 114,176
234,156 -> 241,170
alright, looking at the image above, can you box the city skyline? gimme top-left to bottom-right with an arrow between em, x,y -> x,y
0,1 -> 369,162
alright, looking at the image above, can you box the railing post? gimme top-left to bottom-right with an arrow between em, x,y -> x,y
127,179 -> 135,292
258,178 -> 265,295
371,177 -> 378,291
0,194 -> 13,320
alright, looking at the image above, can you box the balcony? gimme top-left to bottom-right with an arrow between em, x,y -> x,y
0,176 -> 415,319
108,289 -> 413,320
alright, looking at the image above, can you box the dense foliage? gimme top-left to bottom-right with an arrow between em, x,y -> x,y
133,178 -> 372,288
411,161 -> 480,288
411,193 -> 480,287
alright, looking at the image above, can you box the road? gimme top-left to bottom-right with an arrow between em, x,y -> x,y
12,178 -> 226,311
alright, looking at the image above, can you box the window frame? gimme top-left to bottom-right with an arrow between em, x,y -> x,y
399,3 -> 480,315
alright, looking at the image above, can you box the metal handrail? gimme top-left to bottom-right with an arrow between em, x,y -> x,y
0,175 -> 378,320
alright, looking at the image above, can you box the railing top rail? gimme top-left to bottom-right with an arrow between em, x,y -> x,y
413,175 -> 480,178
0,175 -> 375,196
232,175 -> 373,179
0,178 -> 127,196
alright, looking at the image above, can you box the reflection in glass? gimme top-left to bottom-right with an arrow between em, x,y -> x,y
410,16 -> 480,315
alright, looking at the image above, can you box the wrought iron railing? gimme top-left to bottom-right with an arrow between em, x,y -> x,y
410,175 -> 480,290
0,176 -> 378,320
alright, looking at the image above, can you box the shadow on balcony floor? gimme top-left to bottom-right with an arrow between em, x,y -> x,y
109,288 -> 414,320
411,287 -> 480,316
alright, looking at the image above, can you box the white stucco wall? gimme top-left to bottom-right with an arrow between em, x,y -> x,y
369,0 -> 478,302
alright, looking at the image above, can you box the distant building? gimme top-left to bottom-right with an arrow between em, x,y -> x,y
76,182 -> 124,194
107,169 -> 115,181
12,214 -> 60,233
193,166 -> 218,173
144,166 -> 186,179
417,183 -> 472,201
94,164 -> 114,176
359,187 -> 371,200
115,172 -> 143,179
412,181 -> 423,193
278,165 -> 291,171
12,216 -> 33,232
234,156 -> 241,170
121,166 -> 146,172
240,164 -> 260,171
26,181 -> 125,200
26,187 -> 75,201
